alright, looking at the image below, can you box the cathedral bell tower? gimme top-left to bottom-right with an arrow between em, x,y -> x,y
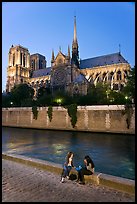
6,45 -> 30,93
71,16 -> 79,68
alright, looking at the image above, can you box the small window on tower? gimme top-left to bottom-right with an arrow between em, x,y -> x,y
13,53 -> 15,66
23,54 -> 25,67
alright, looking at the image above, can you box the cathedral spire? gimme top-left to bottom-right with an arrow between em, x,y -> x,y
68,45 -> 70,58
51,49 -> 55,66
73,16 -> 77,44
52,49 -> 54,61
72,16 -> 79,67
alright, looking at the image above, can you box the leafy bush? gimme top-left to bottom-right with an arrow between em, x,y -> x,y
66,104 -> 77,128
47,106 -> 53,122
32,106 -> 38,120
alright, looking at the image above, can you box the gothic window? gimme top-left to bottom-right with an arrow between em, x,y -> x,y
120,84 -> 124,91
41,61 -> 43,69
31,60 -> 35,70
117,70 -> 121,80
20,53 -> 22,65
36,81 -> 39,85
95,73 -> 100,82
95,73 -> 99,79
34,60 -> 35,70
13,53 -> 15,66
39,60 -> 41,69
39,60 -> 43,69
73,85 -> 79,95
97,77 -> 100,82
58,58 -> 63,64
124,70 -> 127,78
23,54 -> 25,67
103,72 -> 107,81
113,84 -> 118,90
31,61 -> 33,69
109,72 -> 114,81
43,82 -> 46,88
32,82 -> 34,87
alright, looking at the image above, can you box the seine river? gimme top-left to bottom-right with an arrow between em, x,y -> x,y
2,127 -> 135,180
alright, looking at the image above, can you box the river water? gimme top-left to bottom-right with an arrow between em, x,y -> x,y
2,127 -> 135,180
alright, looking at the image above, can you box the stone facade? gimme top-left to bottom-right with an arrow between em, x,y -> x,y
30,54 -> 46,71
5,17 -> 131,95
2,106 -> 135,134
6,45 -> 30,92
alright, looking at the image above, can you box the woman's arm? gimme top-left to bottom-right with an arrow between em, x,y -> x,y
87,163 -> 95,173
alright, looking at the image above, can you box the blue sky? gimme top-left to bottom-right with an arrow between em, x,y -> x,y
2,2 -> 135,92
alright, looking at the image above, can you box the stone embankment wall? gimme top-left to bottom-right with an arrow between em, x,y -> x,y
2,105 -> 135,134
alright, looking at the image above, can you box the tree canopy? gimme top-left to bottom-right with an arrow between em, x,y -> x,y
123,67 -> 135,102
10,83 -> 34,106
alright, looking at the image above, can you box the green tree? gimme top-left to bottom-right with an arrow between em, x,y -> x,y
123,67 -> 135,103
2,92 -> 12,107
87,82 -> 110,105
108,90 -> 125,105
10,83 -> 34,106
37,94 -> 52,106
37,86 -> 51,99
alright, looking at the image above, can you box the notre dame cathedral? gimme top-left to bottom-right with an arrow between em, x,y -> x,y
6,16 -> 131,96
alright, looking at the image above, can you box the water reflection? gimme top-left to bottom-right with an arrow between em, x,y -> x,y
2,127 -> 135,180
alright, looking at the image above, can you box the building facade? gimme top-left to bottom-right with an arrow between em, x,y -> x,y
6,16 -> 131,95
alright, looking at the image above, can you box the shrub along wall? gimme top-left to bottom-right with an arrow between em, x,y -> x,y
2,105 -> 135,134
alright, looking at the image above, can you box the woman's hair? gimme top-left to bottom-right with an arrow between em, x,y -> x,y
84,155 -> 95,168
66,151 -> 73,164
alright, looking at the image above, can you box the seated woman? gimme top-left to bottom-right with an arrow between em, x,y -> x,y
60,151 -> 74,183
76,155 -> 95,184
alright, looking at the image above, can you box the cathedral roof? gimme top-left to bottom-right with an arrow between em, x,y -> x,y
80,52 -> 128,69
30,53 -> 45,58
32,67 -> 51,78
73,73 -> 88,83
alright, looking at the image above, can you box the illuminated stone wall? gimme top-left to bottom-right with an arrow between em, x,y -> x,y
2,105 -> 135,134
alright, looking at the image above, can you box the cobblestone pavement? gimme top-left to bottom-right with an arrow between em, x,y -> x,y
2,159 -> 135,202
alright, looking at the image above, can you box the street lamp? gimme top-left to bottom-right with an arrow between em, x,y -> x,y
125,96 -> 128,100
125,96 -> 128,105
10,101 -> 13,107
56,98 -> 62,106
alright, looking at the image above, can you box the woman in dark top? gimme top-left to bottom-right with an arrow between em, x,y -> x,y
77,155 -> 95,184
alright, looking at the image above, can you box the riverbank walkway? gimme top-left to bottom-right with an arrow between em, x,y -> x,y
2,155 -> 135,202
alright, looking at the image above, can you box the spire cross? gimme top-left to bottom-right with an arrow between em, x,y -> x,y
119,44 -> 121,54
